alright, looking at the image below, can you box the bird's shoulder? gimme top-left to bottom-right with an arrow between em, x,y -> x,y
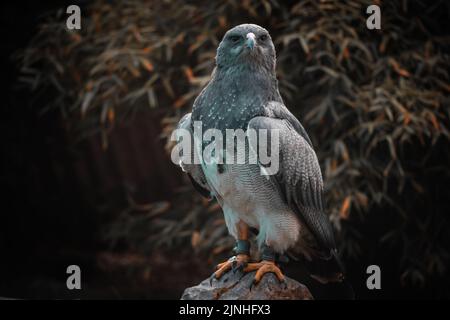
260,101 -> 313,147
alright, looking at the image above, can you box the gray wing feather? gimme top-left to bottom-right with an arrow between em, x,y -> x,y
176,113 -> 212,199
248,111 -> 336,250
263,101 -> 313,148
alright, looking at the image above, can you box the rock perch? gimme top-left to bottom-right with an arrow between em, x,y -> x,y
181,271 -> 313,300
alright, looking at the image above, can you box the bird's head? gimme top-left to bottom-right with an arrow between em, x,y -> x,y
216,24 -> 276,73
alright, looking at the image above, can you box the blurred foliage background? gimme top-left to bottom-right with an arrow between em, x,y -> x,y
1,0 -> 449,298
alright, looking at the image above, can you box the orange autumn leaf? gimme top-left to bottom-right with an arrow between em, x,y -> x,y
429,113 -> 440,130
174,97 -> 187,109
191,231 -> 201,248
85,81 -> 94,91
342,147 -> 350,162
70,33 -> 82,43
389,59 -> 410,77
141,58 -> 154,72
212,218 -> 225,226
141,47 -> 152,54
403,111 -> 411,125
340,196 -> 351,219
174,33 -> 185,44
207,203 -> 221,213
396,68 -> 410,77
212,245 -> 228,255
330,158 -> 337,173
188,34 -> 207,54
379,39 -> 387,53
218,16 -> 227,28
128,65 -> 140,77
343,46 -> 350,59
184,67 -> 195,83
107,108 -> 115,123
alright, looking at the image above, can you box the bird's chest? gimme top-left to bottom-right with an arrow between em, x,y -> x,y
195,101 -> 263,134
202,162 -> 262,215
192,79 -> 267,133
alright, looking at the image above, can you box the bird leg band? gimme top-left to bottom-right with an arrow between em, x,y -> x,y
234,239 -> 250,255
261,244 -> 276,261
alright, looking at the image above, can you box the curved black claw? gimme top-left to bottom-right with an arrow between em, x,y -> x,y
232,261 -> 246,274
248,278 -> 256,291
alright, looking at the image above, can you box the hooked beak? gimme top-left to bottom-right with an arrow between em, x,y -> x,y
246,32 -> 256,50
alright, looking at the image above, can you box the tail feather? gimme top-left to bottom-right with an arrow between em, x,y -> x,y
307,249 -> 355,299
306,249 -> 345,284
284,249 -> 355,299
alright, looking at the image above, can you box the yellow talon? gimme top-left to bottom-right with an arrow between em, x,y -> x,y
213,254 -> 250,279
243,260 -> 285,284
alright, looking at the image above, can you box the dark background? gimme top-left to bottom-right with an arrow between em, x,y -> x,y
0,0 -> 449,299
1,1 -> 188,299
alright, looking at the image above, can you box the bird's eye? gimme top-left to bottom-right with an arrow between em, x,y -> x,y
229,35 -> 240,43
259,34 -> 268,42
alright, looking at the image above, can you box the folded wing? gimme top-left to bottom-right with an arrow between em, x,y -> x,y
248,103 -> 336,251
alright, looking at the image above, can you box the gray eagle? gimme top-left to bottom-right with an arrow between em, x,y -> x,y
176,24 -> 344,286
